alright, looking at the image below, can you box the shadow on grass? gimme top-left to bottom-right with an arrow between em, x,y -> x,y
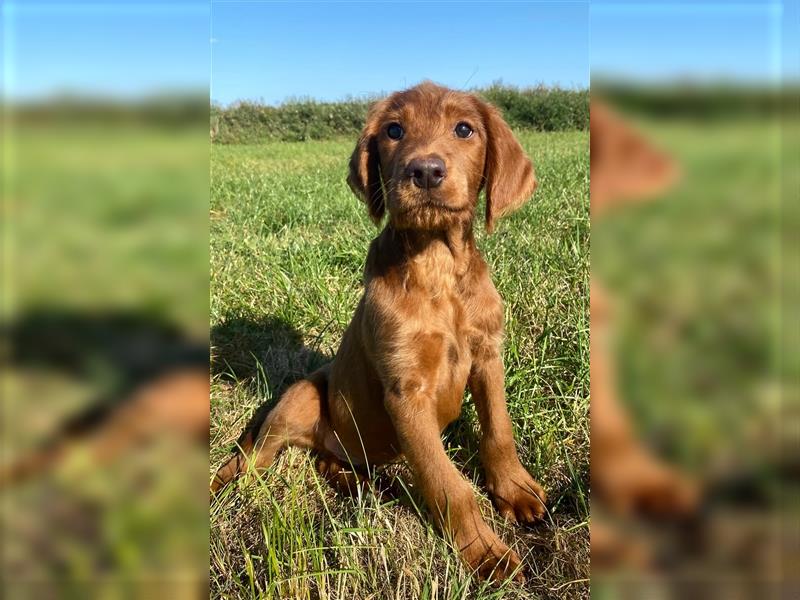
211,314 -> 332,452
9,308 -> 208,394
211,315 -> 330,385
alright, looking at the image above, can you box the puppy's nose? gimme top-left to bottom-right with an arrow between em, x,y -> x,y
405,156 -> 447,189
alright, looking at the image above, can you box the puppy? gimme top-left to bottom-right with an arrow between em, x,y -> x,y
213,82 -> 545,582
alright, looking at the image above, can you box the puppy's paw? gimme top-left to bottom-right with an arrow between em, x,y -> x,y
486,464 -> 547,524
458,526 -> 526,584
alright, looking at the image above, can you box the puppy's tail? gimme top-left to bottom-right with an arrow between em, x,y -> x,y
211,429 -> 256,493
211,365 -> 330,494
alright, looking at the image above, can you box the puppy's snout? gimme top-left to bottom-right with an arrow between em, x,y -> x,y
405,156 -> 447,189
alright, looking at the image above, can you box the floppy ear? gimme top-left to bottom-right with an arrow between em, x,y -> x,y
347,101 -> 387,225
479,101 -> 537,233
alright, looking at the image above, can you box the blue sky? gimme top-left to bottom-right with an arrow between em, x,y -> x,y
2,1 -> 793,103
211,2 -> 590,106
2,1 -> 209,100
591,1 -> 789,84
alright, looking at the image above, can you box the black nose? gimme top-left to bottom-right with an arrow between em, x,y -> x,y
405,156 -> 447,189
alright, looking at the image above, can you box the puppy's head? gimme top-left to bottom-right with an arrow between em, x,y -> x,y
347,82 -> 536,232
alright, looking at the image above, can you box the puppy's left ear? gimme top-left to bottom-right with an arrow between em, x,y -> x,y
478,101 -> 537,233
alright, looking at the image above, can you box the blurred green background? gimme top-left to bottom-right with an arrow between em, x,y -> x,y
2,99 -> 211,597
591,82 -> 795,594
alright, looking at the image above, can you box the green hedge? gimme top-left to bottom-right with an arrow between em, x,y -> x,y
211,84 -> 588,143
596,81 -> 797,120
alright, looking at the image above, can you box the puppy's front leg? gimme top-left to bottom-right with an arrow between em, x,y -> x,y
384,391 -> 524,583
469,350 -> 546,524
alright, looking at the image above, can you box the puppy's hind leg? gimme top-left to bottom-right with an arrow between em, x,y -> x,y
212,365 -> 329,493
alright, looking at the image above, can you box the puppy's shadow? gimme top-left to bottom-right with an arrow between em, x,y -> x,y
211,315 -> 332,443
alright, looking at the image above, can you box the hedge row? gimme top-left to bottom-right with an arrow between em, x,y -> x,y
211,84 -> 589,143
596,82 -> 796,120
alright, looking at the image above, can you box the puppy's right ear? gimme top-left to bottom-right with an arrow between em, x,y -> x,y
476,99 -> 537,233
347,99 -> 388,224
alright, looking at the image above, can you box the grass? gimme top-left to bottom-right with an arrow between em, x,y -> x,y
210,129 -> 590,599
8,123 -> 210,333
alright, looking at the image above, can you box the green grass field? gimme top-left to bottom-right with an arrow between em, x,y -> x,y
209,130 -> 590,600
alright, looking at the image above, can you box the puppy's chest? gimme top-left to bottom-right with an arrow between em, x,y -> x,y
407,247 -> 459,292
403,259 -> 477,356
406,253 -> 468,320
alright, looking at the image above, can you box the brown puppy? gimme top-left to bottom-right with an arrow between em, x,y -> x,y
213,82 -> 545,581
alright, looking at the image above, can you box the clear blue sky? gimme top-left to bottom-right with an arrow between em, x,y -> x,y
2,1 -> 793,103
2,1 -> 210,100
211,1 -> 590,106
591,1 -> 789,84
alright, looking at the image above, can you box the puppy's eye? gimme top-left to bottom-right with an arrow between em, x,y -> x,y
455,122 -> 473,138
386,123 -> 404,140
